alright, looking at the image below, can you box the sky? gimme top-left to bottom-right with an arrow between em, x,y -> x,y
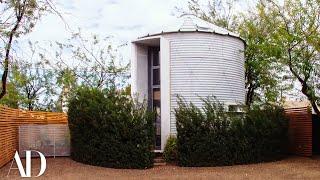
22,0 -> 255,61
5,0 -> 305,102
24,0 -> 191,56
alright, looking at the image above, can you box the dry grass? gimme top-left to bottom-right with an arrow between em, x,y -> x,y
1,156 -> 320,180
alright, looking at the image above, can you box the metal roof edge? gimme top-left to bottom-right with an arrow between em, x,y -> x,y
131,35 -> 161,44
135,31 -> 246,45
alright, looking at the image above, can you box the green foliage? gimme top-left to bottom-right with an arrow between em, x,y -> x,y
187,0 -> 239,31
0,0 -> 51,38
256,0 -> 320,116
68,87 -> 155,169
0,0 -> 57,101
175,96 -> 288,167
163,136 -> 178,163
1,32 -> 130,111
123,85 -> 131,96
52,31 -> 130,89
0,82 -> 22,108
10,60 -> 56,111
186,0 -> 298,106
0,56 -> 58,111
239,105 -> 289,162
238,14 -> 288,105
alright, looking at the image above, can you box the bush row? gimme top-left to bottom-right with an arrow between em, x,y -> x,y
68,87 -> 155,169
174,96 -> 288,166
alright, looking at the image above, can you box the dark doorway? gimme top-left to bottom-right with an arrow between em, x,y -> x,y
312,115 -> 320,154
148,47 -> 161,150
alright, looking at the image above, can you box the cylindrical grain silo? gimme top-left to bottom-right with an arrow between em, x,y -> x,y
131,14 -> 245,151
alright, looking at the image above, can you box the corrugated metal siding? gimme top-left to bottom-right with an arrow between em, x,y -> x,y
168,33 -> 245,134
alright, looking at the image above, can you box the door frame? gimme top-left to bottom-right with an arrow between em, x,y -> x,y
148,47 -> 161,150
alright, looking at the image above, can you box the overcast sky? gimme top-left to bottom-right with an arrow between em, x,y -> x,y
25,0 -> 189,45
14,0 -> 304,100
21,0 -> 255,60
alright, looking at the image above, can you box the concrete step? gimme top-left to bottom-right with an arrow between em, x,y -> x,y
154,154 -> 166,166
154,162 -> 166,166
154,158 -> 165,163
154,152 -> 163,157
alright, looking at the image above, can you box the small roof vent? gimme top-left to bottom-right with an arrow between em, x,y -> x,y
179,14 -> 197,31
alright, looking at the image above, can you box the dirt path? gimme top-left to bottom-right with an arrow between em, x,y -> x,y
1,156 -> 320,179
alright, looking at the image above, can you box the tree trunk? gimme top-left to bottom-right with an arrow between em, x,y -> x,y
246,85 -> 254,107
0,13 -> 24,100
310,100 -> 320,117
301,83 -> 320,117
245,82 -> 257,108
287,49 -> 320,118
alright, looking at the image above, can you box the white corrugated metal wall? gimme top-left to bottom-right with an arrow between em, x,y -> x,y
166,33 -> 245,134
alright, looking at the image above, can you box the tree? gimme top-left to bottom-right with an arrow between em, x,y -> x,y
0,81 -> 21,108
238,13 -> 292,105
50,31 -> 129,89
35,31 -> 130,110
258,0 -> 320,116
186,0 -> 284,106
11,60 -> 56,110
55,68 -> 77,112
0,40 -> 63,111
19,31 -> 130,111
0,0 -> 58,100
187,0 -> 239,31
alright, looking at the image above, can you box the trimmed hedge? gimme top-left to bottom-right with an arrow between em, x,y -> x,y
175,96 -> 288,167
68,87 -> 155,169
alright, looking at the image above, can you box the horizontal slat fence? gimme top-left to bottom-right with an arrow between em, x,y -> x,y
285,107 -> 312,157
0,106 -> 68,168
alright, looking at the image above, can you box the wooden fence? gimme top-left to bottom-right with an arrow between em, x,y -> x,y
285,107 -> 313,157
0,104 -> 315,167
0,106 -> 68,168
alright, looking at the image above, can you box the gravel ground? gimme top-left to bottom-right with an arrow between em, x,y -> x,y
1,156 -> 320,180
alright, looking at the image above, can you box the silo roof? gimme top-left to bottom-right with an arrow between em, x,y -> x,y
137,14 -> 242,41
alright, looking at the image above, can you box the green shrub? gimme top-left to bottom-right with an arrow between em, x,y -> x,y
163,135 -> 178,163
68,87 -> 155,169
175,96 -> 288,167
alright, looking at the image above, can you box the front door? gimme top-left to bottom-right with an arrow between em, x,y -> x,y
149,47 -> 161,150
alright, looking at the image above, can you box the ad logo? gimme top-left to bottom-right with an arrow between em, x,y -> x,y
7,151 -> 46,178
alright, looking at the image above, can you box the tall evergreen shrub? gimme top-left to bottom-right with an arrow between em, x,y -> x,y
175,96 -> 288,167
68,87 -> 155,169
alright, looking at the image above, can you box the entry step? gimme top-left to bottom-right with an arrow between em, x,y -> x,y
154,153 -> 166,166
